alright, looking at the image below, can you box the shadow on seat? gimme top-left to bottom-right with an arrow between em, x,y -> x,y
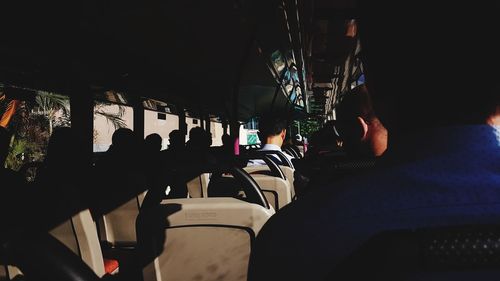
138,198 -> 274,281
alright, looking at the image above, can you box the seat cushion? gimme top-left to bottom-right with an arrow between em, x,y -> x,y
104,259 -> 119,275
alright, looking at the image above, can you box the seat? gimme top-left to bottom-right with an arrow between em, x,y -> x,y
50,209 -> 111,277
1,265 -> 20,281
2,209 -> 113,280
249,174 -> 292,210
244,165 -> 296,199
99,192 -> 147,246
186,173 -> 211,198
141,198 -> 274,281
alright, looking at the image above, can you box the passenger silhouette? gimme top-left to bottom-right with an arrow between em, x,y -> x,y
92,128 -> 146,216
210,133 -> 235,162
155,130 -> 189,200
172,127 -> 217,198
34,127 -> 87,223
167,129 -> 185,152
249,3 -> 500,281
144,133 -> 162,154
143,133 -> 164,192
107,128 -> 139,157
186,127 -> 211,152
221,133 -> 235,155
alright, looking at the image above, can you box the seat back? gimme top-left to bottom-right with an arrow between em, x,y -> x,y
141,198 -> 274,281
100,192 -> 147,246
50,209 -> 106,277
0,209 -> 105,280
2,265 -> 21,281
246,174 -> 291,210
0,265 -> 6,279
244,165 -> 296,199
186,173 -> 211,198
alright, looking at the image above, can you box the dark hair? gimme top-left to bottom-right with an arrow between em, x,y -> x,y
358,2 -> 500,133
335,84 -> 377,144
188,127 -> 211,148
168,129 -> 185,148
110,128 -> 136,152
336,84 -> 376,123
258,113 -> 289,139
145,133 -> 162,151
222,134 -> 233,146
112,128 -> 134,145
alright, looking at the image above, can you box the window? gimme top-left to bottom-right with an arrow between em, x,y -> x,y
93,102 -> 133,152
1,87 -> 70,172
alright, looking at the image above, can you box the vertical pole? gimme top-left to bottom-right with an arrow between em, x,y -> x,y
70,88 -> 94,167
205,114 -> 211,133
205,114 -> 212,146
230,123 -> 239,155
178,106 -> 187,140
198,114 -> 205,130
222,119 -> 228,135
230,93 -> 239,155
132,96 -> 144,140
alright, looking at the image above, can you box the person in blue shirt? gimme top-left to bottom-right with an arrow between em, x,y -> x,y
248,2 -> 500,281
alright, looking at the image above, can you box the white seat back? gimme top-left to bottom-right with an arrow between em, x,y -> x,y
186,173 -> 211,198
50,209 -> 106,277
3,265 -> 22,281
249,174 -> 291,210
0,265 -> 6,279
278,165 -> 295,198
142,198 -> 274,281
2,209 -> 106,279
244,165 -> 296,198
100,192 -> 146,245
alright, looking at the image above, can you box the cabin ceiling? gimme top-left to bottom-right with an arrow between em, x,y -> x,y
0,0 -> 361,121
304,0 -> 361,119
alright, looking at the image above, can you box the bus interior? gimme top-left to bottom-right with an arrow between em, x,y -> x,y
1,1 -> 499,281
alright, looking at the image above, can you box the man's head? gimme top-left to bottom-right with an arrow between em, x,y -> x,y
336,84 -> 387,156
222,134 -> 233,147
358,2 -> 500,134
257,113 -> 288,147
145,133 -> 162,152
0,126 -> 11,165
188,127 -> 211,149
336,84 -> 376,138
168,129 -> 185,149
110,128 -> 136,153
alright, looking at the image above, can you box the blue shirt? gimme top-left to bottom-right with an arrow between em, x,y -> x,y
249,125 -> 500,280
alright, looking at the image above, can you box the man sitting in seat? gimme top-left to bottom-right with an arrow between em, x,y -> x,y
248,113 -> 294,166
248,3 -> 500,280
